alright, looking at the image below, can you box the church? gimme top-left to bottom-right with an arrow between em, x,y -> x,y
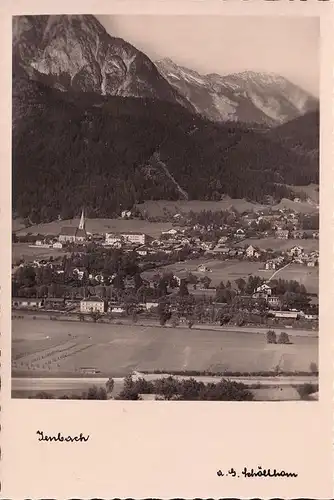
58,209 -> 87,243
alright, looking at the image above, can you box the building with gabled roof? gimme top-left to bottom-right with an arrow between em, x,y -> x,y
59,209 -> 87,243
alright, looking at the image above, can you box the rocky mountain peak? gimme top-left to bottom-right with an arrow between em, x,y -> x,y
13,15 -> 193,109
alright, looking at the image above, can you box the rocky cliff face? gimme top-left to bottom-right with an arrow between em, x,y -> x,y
12,15 -> 192,109
155,58 -> 318,126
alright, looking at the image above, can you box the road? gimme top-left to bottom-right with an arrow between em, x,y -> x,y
268,262 -> 292,281
12,373 -> 318,393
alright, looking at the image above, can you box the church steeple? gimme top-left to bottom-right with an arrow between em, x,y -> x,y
79,208 -> 85,230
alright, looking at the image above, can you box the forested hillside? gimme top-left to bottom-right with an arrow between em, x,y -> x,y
12,75 -> 319,223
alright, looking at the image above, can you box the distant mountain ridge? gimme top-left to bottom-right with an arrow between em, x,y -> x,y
155,58 -> 318,126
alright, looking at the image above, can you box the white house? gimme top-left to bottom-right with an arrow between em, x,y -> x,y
288,246 -> 304,257
80,297 -> 106,314
105,232 -> 148,246
121,210 -> 132,219
235,229 -> 245,238
255,283 -> 272,296
162,228 -> 178,236
246,245 -> 256,258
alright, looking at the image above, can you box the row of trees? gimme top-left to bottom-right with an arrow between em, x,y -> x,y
117,375 -> 254,401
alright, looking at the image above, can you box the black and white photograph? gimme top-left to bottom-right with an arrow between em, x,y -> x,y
12,13 -> 320,402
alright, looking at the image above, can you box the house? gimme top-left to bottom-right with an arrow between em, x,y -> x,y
267,296 -> 281,308
275,229 -> 289,239
212,245 -> 229,255
255,283 -> 272,296
265,261 -> 276,270
246,245 -> 256,258
197,264 -> 212,272
105,232 -> 148,246
136,246 -> 149,256
80,297 -> 106,314
72,268 -> 86,280
162,228 -> 178,236
12,297 -> 44,309
59,209 -> 87,243
173,271 -> 190,286
44,298 -> 66,310
288,246 -> 304,258
312,231 -> 319,239
53,242 -> 63,249
121,210 -> 132,219
235,228 -> 245,238
144,301 -> 159,310
218,236 -> 228,244
109,305 -> 126,314
272,310 -> 299,319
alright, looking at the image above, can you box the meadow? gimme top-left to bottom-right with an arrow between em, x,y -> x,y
237,237 -> 319,252
12,243 -> 69,263
14,218 -> 178,238
135,196 -> 318,217
12,318 -> 318,378
142,257 -> 318,293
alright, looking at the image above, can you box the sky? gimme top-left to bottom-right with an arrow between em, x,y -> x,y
97,15 -> 319,96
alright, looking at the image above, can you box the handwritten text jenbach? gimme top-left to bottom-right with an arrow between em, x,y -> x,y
36,430 -> 90,443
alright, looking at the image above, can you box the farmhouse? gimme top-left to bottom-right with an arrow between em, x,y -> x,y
80,297 -> 106,314
267,296 -> 281,308
275,229 -> 289,239
288,246 -> 304,258
271,310 -> 299,319
59,209 -> 87,243
162,228 -> 179,236
197,264 -> 212,272
246,245 -> 257,258
235,228 -> 245,238
255,283 -> 272,296
12,297 -> 44,309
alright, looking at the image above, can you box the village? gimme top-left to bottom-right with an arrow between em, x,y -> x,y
12,205 -> 319,328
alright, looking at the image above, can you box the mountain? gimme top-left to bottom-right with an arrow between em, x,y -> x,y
12,15 -> 193,110
155,58 -> 318,126
12,74 -> 318,223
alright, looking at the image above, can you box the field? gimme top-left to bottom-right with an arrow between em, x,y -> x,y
269,263 -> 319,294
14,218 -> 178,238
135,196 -> 319,217
143,259 -> 272,287
12,243 -> 69,263
142,257 -> 318,293
236,238 -> 319,252
12,319 -> 318,378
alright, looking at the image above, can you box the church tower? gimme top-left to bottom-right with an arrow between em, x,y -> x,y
79,208 -> 85,230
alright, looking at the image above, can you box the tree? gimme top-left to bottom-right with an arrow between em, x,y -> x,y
86,385 -> 108,400
179,280 -> 189,296
235,278 -> 246,293
278,332 -> 291,344
309,362 -> 318,374
266,330 -> 277,344
106,378 -> 115,396
90,310 -> 102,323
117,375 -> 141,400
296,383 -> 318,400
201,276 -> 212,289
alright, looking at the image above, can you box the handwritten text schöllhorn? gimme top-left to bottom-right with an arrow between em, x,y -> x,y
217,466 -> 298,478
